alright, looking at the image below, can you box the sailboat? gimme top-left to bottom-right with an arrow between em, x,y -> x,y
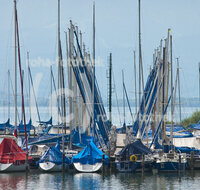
154,151 -> 187,172
72,139 -> 108,173
39,141 -> 70,172
115,139 -> 153,172
0,119 -> 11,135
0,0 -> 31,172
0,138 -> 32,172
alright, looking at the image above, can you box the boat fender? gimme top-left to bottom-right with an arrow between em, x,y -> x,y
130,155 -> 137,162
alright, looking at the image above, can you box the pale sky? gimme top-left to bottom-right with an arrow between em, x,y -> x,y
0,0 -> 200,103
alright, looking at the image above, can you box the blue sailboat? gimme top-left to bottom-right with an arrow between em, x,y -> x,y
115,139 -> 153,172
38,141 -> 70,172
154,152 -> 187,172
0,119 -> 11,134
9,119 -> 34,136
72,139 -> 108,172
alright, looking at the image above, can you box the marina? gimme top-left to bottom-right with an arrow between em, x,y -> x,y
1,0 -> 200,189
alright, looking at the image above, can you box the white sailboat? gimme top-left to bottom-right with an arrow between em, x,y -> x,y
72,139 -> 108,173
39,162 -> 64,172
38,141 -> 70,172
73,162 -> 102,173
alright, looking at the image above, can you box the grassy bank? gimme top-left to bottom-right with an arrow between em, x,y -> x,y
181,110 -> 200,128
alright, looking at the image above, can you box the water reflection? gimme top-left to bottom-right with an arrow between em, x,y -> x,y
0,173 -> 26,190
0,170 -> 200,190
73,173 -> 102,190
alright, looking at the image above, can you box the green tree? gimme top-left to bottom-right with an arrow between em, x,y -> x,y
181,110 -> 200,127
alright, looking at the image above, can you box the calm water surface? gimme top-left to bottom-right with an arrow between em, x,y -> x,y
0,170 -> 200,190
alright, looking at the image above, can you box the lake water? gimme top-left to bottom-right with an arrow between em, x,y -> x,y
0,170 -> 200,190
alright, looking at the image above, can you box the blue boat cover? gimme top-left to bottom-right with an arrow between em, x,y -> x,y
72,139 -> 109,165
175,146 -> 200,154
186,121 -> 200,130
72,130 -> 93,146
39,117 -> 52,125
0,119 -> 11,131
165,125 -> 193,138
117,139 -> 152,158
9,119 -> 34,134
143,125 -> 193,139
17,119 -> 34,133
39,141 -> 70,165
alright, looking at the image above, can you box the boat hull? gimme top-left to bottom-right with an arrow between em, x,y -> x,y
0,163 -> 26,172
155,161 -> 186,172
135,161 -> 153,172
39,162 -> 65,172
73,163 -> 102,173
115,161 -> 138,173
115,160 -> 153,173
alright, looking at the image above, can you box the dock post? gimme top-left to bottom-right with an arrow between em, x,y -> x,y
26,153 -> 29,173
62,152 -> 65,173
191,151 -> 194,170
102,154 -> 105,174
178,155 -> 181,175
142,154 -> 144,175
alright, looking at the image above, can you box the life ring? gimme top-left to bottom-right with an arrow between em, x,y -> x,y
130,154 -> 137,162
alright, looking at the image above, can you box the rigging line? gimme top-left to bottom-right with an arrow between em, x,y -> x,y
51,68 -> 61,115
112,71 -> 122,127
123,82 -> 134,124
23,74 -> 29,100
8,73 -> 20,123
28,65 -> 41,123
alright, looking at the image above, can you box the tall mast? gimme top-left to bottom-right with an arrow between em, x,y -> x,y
14,0 -> 17,135
109,53 -> 112,128
138,0 -> 141,121
138,0 -> 145,138
21,69 -> 24,121
162,47 -> 166,142
170,35 -> 173,148
50,65 -> 52,118
134,51 -> 137,115
122,70 -> 125,126
57,0 -> 60,126
15,2 -> 28,169
8,70 -> 10,120
68,24 -> 73,150
92,2 -> 95,136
